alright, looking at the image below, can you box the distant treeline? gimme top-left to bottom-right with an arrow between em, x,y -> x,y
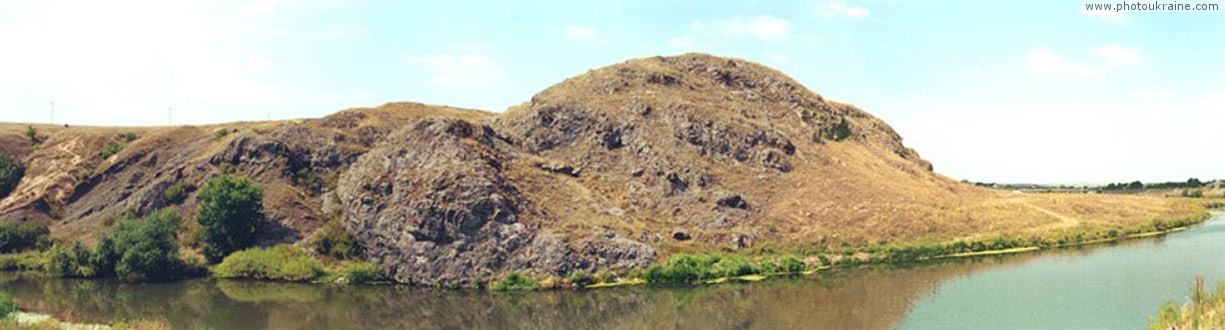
967,178 -> 1216,192
1102,178 -> 1205,191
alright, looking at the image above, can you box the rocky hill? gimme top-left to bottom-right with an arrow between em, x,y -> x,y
0,54 -> 1204,285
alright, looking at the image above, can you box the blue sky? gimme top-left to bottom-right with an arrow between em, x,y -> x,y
1,0 -> 1223,183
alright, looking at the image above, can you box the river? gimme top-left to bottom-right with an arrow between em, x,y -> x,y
3,214 -> 1224,329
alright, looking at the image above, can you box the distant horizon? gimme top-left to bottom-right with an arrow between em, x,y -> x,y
2,1 -> 1222,184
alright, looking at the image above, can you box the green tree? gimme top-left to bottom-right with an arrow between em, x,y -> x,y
0,154 -> 22,200
112,209 -> 183,281
24,125 -> 36,143
0,291 -> 14,318
197,175 -> 265,263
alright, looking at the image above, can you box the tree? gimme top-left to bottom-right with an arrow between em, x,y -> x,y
1188,178 -> 1203,187
24,126 -> 36,143
197,175 -> 264,263
112,209 -> 183,281
46,209 -> 192,281
0,154 -> 22,199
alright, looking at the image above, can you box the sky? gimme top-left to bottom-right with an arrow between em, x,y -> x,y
0,0 -> 1222,184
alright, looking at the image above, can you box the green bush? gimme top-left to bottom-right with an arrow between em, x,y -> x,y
0,222 -> 50,253
757,260 -> 780,273
162,181 -> 195,205
490,272 -> 540,291
112,209 -> 186,281
197,175 -> 265,263
121,132 -> 138,143
0,154 -> 22,200
24,126 -> 36,143
778,256 -> 806,273
567,270 -> 595,286
47,209 -> 196,281
336,262 -> 386,284
213,129 -> 230,140
644,254 -> 723,284
99,141 -> 124,158
1182,189 -> 1204,198
213,246 -> 323,282
0,292 -> 14,319
713,256 -> 758,277
310,219 -> 361,260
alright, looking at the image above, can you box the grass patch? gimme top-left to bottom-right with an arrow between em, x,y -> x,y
0,251 -> 46,271
99,141 -> 124,159
162,181 -> 195,205
490,272 -> 540,291
213,245 -> 324,282
642,253 -> 808,284
322,261 -> 387,284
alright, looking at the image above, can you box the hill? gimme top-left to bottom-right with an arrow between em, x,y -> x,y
0,54 -> 1208,285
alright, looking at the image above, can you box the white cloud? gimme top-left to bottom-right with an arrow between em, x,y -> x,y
669,15 -> 792,49
328,25 -> 368,39
826,3 -> 871,18
695,15 -> 792,40
1024,49 -> 1101,78
1097,44 -> 1142,66
964,65 -> 984,76
410,54 -> 509,88
562,25 -> 597,39
1132,88 -> 1176,99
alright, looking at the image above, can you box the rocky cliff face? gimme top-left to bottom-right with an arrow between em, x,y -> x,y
0,54 -> 983,286
321,54 -> 944,284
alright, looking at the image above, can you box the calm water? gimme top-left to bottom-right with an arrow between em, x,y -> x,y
4,214 -> 1225,330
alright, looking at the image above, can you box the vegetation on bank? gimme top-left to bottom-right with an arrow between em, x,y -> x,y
309,217 -> 362,260
47,209 -> 205,281
0,292 -> 14,319
0,175 -> 1217,291
0,154 -> 23,200
641,254 -> 806,284
490,272 -> 541,291
196,175 -> 265,263
478,212 -> 1214,291
213,245 -> 323,282
1150,276 -> 1225,329
0,222 -> 50,253
213,245 -> 386,284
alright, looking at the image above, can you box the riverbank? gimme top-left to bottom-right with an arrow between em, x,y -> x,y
567,209 -> 1218,290
5,214 -> 1225,329
1,206 -> 1218,293
1149,277 -> 1225,329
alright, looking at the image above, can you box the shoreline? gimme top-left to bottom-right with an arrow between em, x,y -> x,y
2,210 -> 1218,292
580,210 -> 1217,290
